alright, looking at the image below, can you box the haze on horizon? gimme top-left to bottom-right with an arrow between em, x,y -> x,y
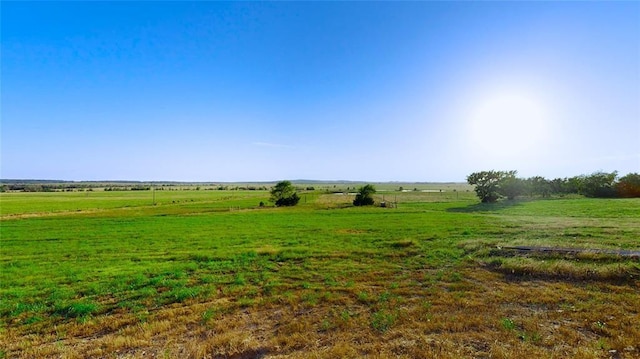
2,2 -> 639,182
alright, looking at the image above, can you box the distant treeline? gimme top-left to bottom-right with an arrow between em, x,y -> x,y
0,182 -> 277,193
1,183 -> 96,192
467,170 -> 640,203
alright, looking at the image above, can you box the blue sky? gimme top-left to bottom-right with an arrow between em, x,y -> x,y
2,2 -> 639,182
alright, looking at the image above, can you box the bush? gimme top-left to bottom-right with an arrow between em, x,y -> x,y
353,184 -> 376,206
275,193 -> 300,207
270,181 -> 300,207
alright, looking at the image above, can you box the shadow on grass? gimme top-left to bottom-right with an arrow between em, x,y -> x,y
447,199 -> 528,213
484,263 -> 640,285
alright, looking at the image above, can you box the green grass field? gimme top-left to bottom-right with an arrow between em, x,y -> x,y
1,189 -> 638,358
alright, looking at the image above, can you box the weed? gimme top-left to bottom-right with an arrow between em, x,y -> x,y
357,291 -> 370,304
135,311 -> 149,323
378,291 -> 391,303
501,317 -> 516,331
323,276 -> 338,287
527,331 -> 542,343
320,319 -> 333,331
340,310 -> 351,322
421,300 -> 432,311
262,281 -> 277,295
10,302 -> 46,317
233,273 -> 247,286
53,301 -> 98,319
302,292 -> 319,306
237,297 -> 255,308
202,308 -> 217,324
590,320 -> 608,335
167,287 -> 200,303
371,309 -> 397,332
23,316 -> 43,325
450,271 -> 463,282
596,338 -> 610,350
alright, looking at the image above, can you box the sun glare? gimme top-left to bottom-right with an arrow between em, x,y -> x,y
467,92 -> 551,161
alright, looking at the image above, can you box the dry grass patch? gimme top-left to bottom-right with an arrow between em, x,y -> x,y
4,267 -> 638,358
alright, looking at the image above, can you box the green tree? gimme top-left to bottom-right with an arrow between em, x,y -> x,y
270,180 -> 300,207
564,176 -> 583,195
467,170 -> 515,203
498,174 -> 525,200
579,171 -> 618,198
353,184 -> 376,206
549,178 -> 573,196
526,176 -> 552,197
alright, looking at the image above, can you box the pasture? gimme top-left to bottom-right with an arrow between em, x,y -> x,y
1,187 -> 638,358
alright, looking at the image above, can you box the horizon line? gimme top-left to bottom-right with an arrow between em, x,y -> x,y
0,178 -> 467,184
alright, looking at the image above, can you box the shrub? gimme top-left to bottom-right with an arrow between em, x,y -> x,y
275,193 -> 300,207
270,181 -> 300,207
353,184 -> 376,206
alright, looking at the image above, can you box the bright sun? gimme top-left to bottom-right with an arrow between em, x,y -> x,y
467,92 -> 551,161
